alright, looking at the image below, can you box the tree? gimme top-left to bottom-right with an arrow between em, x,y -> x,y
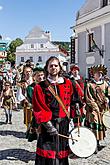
7,38 -> 23,64
52,41 -> 70,52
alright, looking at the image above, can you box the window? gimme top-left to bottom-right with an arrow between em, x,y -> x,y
102,0 -> 108,7
31,44 -> 34,48
40,44 -> 44,48
30,57 -> 33,62
21,57 -> 24,62
88,33 -> 94,52
38,56 -> 42,62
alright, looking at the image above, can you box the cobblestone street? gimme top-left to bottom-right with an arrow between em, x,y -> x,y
0,108 -> 36,165
0,108 -> 110,165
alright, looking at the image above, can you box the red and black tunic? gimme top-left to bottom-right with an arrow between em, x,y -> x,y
32,78 -> 73,164
69,76 -> 85,126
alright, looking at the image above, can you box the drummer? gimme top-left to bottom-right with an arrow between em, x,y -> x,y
32,56 -> 75,165
69,64 -> 85,127
84,64 -> 109,151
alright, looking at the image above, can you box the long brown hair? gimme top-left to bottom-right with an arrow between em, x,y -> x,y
44,56 -> 63,78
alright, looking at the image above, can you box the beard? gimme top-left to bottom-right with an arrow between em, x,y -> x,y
49,72 -> 58,77
49,69 -> 60,76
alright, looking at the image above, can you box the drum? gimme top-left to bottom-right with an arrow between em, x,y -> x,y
69,127 -> 97,158
103,111 -> 110,129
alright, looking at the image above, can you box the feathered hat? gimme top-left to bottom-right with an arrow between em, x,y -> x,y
89,64 -> 107,76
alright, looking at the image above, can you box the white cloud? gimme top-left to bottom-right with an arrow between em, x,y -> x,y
0,6 -> 3,11
5,37 -> 12,41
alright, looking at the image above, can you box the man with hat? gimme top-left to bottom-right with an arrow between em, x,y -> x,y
70,64 -> 84,90
85,64 -> 109,152
69,64 -> 85,127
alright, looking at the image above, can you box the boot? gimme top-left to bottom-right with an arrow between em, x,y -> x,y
5,114 -> 8,124
97,140 -> 101,151
9,114 -> 12,124
94,140 -> 100,154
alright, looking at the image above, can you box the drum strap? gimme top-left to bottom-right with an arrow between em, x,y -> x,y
48,85 -> 70,119
48,85 -> 78,143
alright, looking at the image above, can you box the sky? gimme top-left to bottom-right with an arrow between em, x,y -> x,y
0,0 -> 85,42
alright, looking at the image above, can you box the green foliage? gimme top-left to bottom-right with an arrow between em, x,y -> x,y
7,38 -> 23,63
8,38 -> 23,52
7,52 -> 16,62
52,41 -> 70,52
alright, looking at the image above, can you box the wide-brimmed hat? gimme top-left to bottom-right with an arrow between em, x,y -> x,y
89,64 -> 107,76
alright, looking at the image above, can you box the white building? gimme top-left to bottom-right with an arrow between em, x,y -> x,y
0,35 -> 9,63
16,27 -> 68,69
72,0 -> 110,78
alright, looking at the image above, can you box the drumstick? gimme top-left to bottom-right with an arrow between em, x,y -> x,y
78,117 -> 80,137
58,133 -> 78,141
75,103 -> 80,137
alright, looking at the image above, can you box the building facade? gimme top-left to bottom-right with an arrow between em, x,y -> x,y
0,35 -> 9,63
72,0 -> 110,78
16,27 -> 68,70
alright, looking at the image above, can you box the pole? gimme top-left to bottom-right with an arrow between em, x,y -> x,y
55,122 -> 59,165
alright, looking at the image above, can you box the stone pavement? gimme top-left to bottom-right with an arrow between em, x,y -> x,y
69,124 -> 110,165
0,108 -> 110,165
0,108 -> 36,165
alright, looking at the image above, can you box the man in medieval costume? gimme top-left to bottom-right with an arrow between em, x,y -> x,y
27,67 -> 45,104
70,64 -> 84,90
32,56 -> 77,165
26,67 -> 45,141
84,64 -> 109,151
69,64 -> 85,127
